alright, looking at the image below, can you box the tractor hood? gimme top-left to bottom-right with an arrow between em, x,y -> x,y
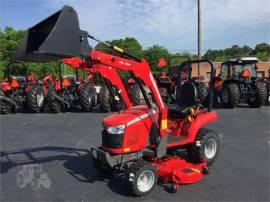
103,105 -> 157,128
11,5 -> 92,62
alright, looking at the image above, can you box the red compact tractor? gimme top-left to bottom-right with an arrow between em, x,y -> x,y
12,5 -> 221,196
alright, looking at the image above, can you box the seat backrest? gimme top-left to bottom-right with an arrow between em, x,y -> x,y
176,82 -> 198,107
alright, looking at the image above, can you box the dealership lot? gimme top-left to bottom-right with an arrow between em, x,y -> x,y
1,106 -> 269,201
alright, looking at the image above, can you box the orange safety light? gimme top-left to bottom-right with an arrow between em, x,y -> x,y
157,58 -> 167,68
27,75 -> 36,82
10,79 -> 20,88
241,69 -> 251,78
62,78 -> 71,87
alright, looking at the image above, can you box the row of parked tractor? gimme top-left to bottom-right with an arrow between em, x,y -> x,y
155,56 -> 269,109
0,56 -> 269,115
0,60 -> 140,114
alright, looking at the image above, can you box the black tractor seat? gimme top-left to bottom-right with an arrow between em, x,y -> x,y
168,82 -> 202,119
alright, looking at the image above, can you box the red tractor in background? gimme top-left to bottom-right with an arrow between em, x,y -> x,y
62,58 -> 141,113
45,61 -> 96,113
215,57 -> 266,108
98,75 -> 140,112
26,74 -> 57,113
12,5 -> 221,196
156,56 -> 208,106
0,61 -> 38,113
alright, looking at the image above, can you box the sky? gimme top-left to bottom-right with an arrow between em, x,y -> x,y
0,0 -> 269,54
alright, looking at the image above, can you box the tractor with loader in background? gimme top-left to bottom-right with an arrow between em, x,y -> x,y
12,5 -> 221,196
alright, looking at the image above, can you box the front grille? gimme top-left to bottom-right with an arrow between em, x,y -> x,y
102,129 -> 124,149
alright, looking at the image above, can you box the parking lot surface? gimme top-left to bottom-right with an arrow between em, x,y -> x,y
1,106 -> 269,201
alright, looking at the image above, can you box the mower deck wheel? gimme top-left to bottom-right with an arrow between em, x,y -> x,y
127,160 -> 157,196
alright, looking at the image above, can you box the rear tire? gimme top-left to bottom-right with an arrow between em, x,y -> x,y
27,84 -> 44,113
187,128 -> 219,166
159,87 -> 169,104
247,82 -> 266,108
99,84 -> 111,112
127,160 -> 157,196
195,81 -> 208,105
79,83 -> 92,112
130,84 -> 141,105
0,87 -> 9,114
47,84 -> 61,113
221,83 -> 240,108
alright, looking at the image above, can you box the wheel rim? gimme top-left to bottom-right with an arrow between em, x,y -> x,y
36,91 -> 44,107
137,170 -> 155,193
205,138 -> 217,159
221,88 -> 229,103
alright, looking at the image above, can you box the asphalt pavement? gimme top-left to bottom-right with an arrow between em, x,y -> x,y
0,106 -> 269,201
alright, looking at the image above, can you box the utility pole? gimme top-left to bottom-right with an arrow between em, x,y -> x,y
197,0 -> 201,76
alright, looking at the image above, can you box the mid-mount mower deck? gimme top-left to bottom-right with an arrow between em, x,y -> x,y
12,5 -> 221,196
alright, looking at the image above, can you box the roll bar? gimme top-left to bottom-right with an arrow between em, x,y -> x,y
7,61 -> 28,77
176,59 -> 216,112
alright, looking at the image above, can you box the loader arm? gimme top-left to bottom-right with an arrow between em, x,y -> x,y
62,52 -> 168,136
12,5 -> 167,135
89,50 -> 167,136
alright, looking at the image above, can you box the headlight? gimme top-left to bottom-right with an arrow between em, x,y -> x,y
106,125 -> 125,134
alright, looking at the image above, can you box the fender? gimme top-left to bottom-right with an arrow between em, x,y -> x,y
1,83 -> 11,92
188,111 -> 218,142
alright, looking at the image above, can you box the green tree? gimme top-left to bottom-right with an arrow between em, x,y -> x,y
143,45 -> 170,74
95,37 -> 143,58
253,43 -> 270,61
0,27 -> 26,79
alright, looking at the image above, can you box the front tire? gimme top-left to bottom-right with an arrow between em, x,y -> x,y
187,128 -> 220,166
127,161 -> 157,196
221,83 -> 240,108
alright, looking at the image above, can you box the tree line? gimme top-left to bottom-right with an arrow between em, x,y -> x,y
0,27 -> 269,80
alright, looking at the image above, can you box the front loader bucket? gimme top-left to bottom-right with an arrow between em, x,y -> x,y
11,5 -> 91,62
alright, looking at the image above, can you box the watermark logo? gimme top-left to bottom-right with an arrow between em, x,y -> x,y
16,164 -> 51,190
